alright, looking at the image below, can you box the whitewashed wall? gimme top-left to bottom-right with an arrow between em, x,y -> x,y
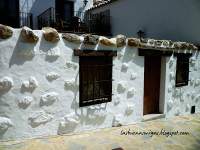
0,29 -> 144,140
163,53 -> 200,117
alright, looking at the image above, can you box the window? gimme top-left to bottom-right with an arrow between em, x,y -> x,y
175,54 -> 190,87
79,56 -> 113,107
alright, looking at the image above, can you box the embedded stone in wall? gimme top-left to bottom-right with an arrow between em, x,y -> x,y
0,24 -> 13,39
167,99 -> 174,110
0,77 -> 13,91
0,117 -> 13,132
195,94 -> 200,102
46,72 -> 60,81
130,73 -> 137,80
173,89 -> 181,98
117,52 -> 124,60
169,72 -> 175,81
125,103 -> 134,116
40,92 -> 59,106
117,82 -> 126,93
83,34 -> 99,45
127,88 -> 135,98
169,56 -> 174,68
113,95 -> 120,106
195,79 -> 200,86
21,76 -> 38,91
116,34 -> 126,47
42,27 -> 60,43
174,108 -> 180,116
99,37 -> 116,47
127,38 -> 140,47
186,104 -> 190,112
28,111 -> 53,128
58,113 -> 80,134
66,61 -> 78,70
168,85 -> 173,93
64,80 -> 78,91
46,47 -> 61,57
147,39 -> 156,47
18,96 -> 33,109
62,33 -> 81,44
112,115 -> 122,127
121,63 -> 129,72
21,26 -> 39,43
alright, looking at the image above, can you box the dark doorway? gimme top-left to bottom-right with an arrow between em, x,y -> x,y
0,0 -> 20,27
143,56 -> 161,115
55,0 -> 74,22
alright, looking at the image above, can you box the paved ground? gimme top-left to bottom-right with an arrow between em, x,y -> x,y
0,114 -> 200,150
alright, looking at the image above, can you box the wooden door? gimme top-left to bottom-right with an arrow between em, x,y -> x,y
143,56 -> 161,115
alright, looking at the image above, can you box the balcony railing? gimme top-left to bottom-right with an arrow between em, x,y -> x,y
37,7 -> 111,35
20,12 -> 33,28
37,7 -> 88,33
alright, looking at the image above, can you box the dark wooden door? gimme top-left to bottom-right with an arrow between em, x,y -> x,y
143,56 -> 161,115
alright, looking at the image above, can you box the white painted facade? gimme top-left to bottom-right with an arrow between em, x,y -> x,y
0,29 -> 199,141
88,0 -> 200,43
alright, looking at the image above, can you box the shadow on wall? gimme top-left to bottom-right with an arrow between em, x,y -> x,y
9,33 -> 37,67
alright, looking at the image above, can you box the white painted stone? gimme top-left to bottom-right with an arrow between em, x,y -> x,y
167,99 -> 174,110
169,56 -> 174,68
58,113 -> 80,134
117,52 -> 124,59
17,48 -> 36,57
117,82 -> 126,93
195,79 -> 200,86
28,111 -> 53,127
112,114 -> 122,127
168,85 -> 173,93
121,63 -> 129,72
169,72 -> 175,81
46,72 -> 60,81
186,104 -> 190,112
113,95 -> 120,106
0,77 -> 13,90
66,61 -> 78,70
0,117 -> 13,132
40,92 -> 59,106
127,88 -> 135,98
174,108 -> 180,116
195,94 -> 200,102
125,103 -> 134,116
130,73 -> 137,80
22,76 -> 38,90
64,80 -> 77,91
18,96 -> 33,109
46,47 -> 61,57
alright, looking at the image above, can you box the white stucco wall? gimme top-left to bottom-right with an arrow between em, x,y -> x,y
89,0 -> 200,43
0,29 -> 144,140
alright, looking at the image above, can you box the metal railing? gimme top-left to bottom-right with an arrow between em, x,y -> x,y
20,12 -> 33,28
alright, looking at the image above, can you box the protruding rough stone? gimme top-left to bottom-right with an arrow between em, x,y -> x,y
195,79 -> 200,86
127,88 -> 135,98
21,26 -> 39,43
130,73 -> 137,80
0,24 -> 13,39
66,61 -> 78,70
62,33 -> 81,44
64,80 -> 77,91
22,76 -> 38,90
117,82 -> 126,93
112,115 -> 122,127
169,72 -> 175,81
0,77 -> 13,91
121,63 -> 129,72
83,34 -> 99,45
46,72 -> 60,81
167,99 -> 174,110
127,38 -> 140,47
114,95 -> 120,106
28,111 -> 53,127
99,37 -> 116,46
40,92 -> 58,106
18,96 -> 33,109
0,117 -> 13,132
116,34 -> 126,47
46,47 -> 61,57
42,27 -> 60,43
58,113 -> 79,134
125,103 -> 134,116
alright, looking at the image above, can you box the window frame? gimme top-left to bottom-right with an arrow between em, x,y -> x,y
79,56 -> 113,107
175,54 -> 190,87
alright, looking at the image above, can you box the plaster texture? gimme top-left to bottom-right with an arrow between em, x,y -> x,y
0,28 -> 199,141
